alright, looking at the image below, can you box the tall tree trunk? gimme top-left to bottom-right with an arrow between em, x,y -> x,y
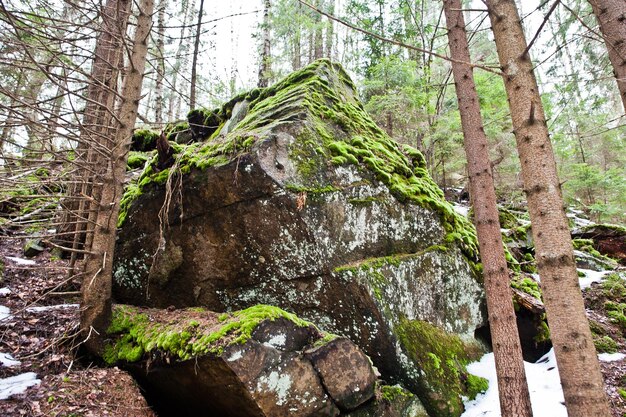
292,2 -> 302,70
258,0 -> 271,88
189,0 -> 204,109
155,0 -> 166,124
485,1 -> 611,416
81,0 -> 154,355
324,0 -> 335,58
442,1 -> 533,415
60,0 -> 131,269
588,0 -> 626,113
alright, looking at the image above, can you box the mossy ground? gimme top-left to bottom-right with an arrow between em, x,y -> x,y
394,317 -> 485,417
103,304 -> 316,364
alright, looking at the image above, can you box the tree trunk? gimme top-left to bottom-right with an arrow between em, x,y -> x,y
442,1 -> 533,415
485,1 -> 611,416
60,0 -> 131,269
189,0 -> 204,109
155,0 -> 166,124
258,0 -> 271,88
168,0 -> 194,120
588,0 -> 626,113
81,0 -> 154,355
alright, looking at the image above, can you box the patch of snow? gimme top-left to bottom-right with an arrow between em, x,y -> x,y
0,306 -> 11,322
567,212 -> 592,227
0,288 -> 11,296
462,349 -> 566,417
26,304 -> 79,313
531,273 -> 541,283
598,352 -> 625,362
453,204 -> 469,217
5,256 -> 36,266
578,269 -> 612,289
0,372 -> 40,400
0,353 -> 20,367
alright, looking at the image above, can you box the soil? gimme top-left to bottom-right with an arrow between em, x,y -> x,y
0,227 -> 624,416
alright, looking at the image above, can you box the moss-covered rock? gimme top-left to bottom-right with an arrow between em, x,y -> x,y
105,304 -> 382,417
114,60 -> 488,417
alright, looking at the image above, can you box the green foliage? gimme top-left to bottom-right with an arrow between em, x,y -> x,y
465,374 -> 489,400
511,277 -> 542,300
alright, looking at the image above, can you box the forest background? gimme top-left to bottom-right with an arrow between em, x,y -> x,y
0,0 -> 626,223
0,0 -> 624,225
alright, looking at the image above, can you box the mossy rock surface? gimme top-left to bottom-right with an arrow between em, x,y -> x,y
114,60 -> 487,417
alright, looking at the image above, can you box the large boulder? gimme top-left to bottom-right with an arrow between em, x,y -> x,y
114,60 -> 487,416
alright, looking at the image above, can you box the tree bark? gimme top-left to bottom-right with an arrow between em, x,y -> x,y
81,0 -> 154,355
588,0 -> 626,113
190,0 -> 204,109
155,0 -> 166,124
258,0 -> 272,88
442,1 -> 533,415
485,1 -> 611,416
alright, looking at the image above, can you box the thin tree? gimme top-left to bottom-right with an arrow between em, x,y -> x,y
81,0 -> 155,354
189,0 -> 204,109
484,1 -> 611,416
258,0 -> 272,87
154,0 -> 167,124
588,0 -> 626,113
442,1 -> 533,415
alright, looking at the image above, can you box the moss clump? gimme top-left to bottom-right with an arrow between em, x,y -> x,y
131,129 -> 159,152
603,273 -> 626,299
103,304 -> 315,364
605,301 -> 626,330
594,335 -> 618,353
498,207 -> 520,230
394,317 -> 483,417
511,276 -> 542,300
465,374 -> 489,400
127,151 -> 151,170
380,385 -> 414,402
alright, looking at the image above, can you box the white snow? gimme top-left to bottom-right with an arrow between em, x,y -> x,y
453,204 -> 469,217
0,305 -> 11,322
0,372 -> 40,400
0,288 -> 11,296
0,353 -> 20,367
5,256 -> 36,266
578,269 -> 612,289
462,349 -> 566,417
598,352 -> 626,362
25,304 -> 79,313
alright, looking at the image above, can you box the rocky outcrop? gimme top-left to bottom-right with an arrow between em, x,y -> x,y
104,304 -> 383,417
114,60 -> 487,416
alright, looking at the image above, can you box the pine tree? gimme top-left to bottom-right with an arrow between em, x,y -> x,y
485,1 -> 611,415
442,1 -> 533,415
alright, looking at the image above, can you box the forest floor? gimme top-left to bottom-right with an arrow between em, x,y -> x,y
0,226 -> 624,416
0,232 -> 154,417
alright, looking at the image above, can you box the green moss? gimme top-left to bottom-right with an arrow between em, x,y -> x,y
498,207 -> 520,230
511,277 -> 542,300
127,151 -> 150,170
465,374 -> 489,400
347,196 -> 385,205
380,385 -> 414,402
284,184 -> 341,194
394,316 -> 482,417
131,129 -> 159,152
605,301 -> 626,330
618,388 -> 626,400
103,304 -> 315,364
602,273 -> 626,300
594,335 -> 618,353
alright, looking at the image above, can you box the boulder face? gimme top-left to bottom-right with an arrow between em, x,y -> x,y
114,60 -> 487,416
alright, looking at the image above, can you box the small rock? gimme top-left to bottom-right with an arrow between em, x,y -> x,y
306,337 -> 377,411
23,239 -> 44,258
